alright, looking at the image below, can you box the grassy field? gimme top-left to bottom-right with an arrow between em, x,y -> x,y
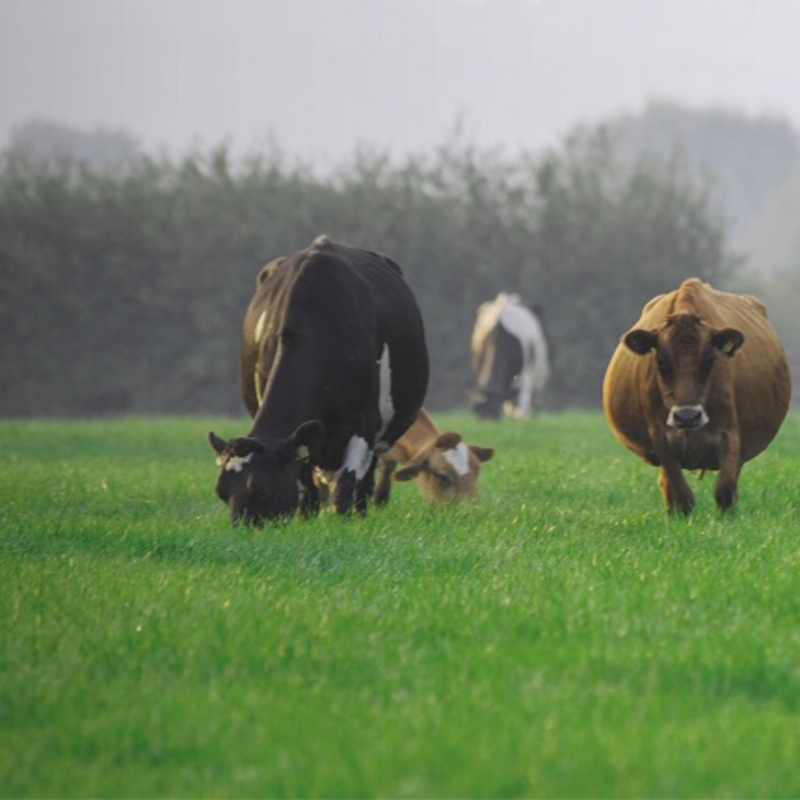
2,411 -> 800,797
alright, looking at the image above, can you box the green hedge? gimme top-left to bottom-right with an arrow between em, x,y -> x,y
0,129 -> 734,417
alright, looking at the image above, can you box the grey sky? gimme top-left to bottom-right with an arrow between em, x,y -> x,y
1,0 -> 799,167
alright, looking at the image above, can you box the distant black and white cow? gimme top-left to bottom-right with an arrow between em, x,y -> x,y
208,236 -> 429,525
470,292 -> 551,419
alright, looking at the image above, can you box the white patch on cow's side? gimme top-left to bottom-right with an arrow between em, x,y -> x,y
254,310 -> 267,344
377,344 -> 394,436
443,442 -> 471,477
222,452 -> 254,473
339,435 -> 372,480
498,295 -> 550,416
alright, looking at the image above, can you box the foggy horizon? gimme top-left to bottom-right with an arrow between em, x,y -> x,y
2,0 -> 800,167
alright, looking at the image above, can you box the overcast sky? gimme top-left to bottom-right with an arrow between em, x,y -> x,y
2,0 -> 799,168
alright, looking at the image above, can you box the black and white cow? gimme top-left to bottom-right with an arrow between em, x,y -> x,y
209,235 -> 429,524
470,292 -> 551,419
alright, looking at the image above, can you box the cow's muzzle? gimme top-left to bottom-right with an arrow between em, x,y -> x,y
667,404 -> 709,430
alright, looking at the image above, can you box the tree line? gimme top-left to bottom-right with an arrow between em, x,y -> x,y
0,125 -> 737,417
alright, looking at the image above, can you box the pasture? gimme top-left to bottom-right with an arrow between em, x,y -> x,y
2,411 -> 800,797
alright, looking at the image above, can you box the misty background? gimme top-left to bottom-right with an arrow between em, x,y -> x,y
1,0 -> 799,416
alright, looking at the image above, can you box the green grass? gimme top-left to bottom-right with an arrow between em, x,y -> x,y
2,411 -> 800,797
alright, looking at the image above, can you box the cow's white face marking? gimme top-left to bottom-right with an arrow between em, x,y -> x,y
254,310 -> 267,344
378,344 -> 394,435
443,442 -> 471,477
340,435 -> 372,480
666,404 -> 709,429
219,452 -> 254,473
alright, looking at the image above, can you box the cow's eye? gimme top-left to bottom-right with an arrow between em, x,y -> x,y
656,351 -> 672,376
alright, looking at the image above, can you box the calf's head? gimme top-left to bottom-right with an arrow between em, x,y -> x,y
623,313 -> 744,430
394,432 -> 494,502
208,421 -> 324,525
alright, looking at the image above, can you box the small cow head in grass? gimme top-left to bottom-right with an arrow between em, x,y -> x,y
208,422 -> 323,525
391,431 -> 495,503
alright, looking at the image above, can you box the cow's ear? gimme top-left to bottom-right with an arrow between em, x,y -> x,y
713,328 -> 744,357
290,420 -> 326,460
470,445 -> 495,463
435,432 -> 462,450
235,436 -> 266,456
394,460 -> 426,482
208,431 -> 228,456
623,329 -> 658,355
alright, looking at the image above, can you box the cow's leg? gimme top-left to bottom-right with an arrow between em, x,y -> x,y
297,462 -> 321,518
651,428 -> 695,515
334,470 -> 355,514
653,434 -> 696,516
354,457 -> 378,515
515,370 -> 534,419
333,435 -> 373,515
373,454 -> 396,506
714,430 -> 741,512
658,464 -> 695,515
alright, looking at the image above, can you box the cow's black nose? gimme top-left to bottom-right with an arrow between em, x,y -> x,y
673,407 -> 703,428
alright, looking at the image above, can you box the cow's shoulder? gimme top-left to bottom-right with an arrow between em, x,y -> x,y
256,257 -> 286,287
641,292 -> 666,315
740,293 -> 769,319
680,280 -> 771,328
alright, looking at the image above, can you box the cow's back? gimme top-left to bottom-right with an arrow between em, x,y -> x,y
604,278 -> 791,464
239,238 -> 428,448
323,242 -> 429,445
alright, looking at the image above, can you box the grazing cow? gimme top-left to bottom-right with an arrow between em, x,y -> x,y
603,278 -> 791,514
471,292 -> 551,419
372,408 -> 495,504
209,235 -> 429,524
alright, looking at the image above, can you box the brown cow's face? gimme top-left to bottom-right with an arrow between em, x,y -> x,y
624,314 -> 744,430
394,432 -> 494,503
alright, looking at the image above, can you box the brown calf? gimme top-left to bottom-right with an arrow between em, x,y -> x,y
373,409 -> 494,504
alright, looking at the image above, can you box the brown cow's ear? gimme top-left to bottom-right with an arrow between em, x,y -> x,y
624,329 -> 658,355
208,431 -> 228,456
713,328 -> 744,357
435,432 -> 462,450
394,460 -> 426,482
470,445 -> 495,463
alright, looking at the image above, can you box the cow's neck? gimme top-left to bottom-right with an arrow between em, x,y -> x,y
403,410 -> 441,456
248,376 -> 322,444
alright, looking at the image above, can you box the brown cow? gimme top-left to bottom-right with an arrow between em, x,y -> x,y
603,278 -> 791,514
373,409 -> 494,504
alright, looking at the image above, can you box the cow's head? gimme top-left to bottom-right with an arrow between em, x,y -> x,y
624,313 -> 744,430
393,432 -> 494,502
208,421 -> 325,525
